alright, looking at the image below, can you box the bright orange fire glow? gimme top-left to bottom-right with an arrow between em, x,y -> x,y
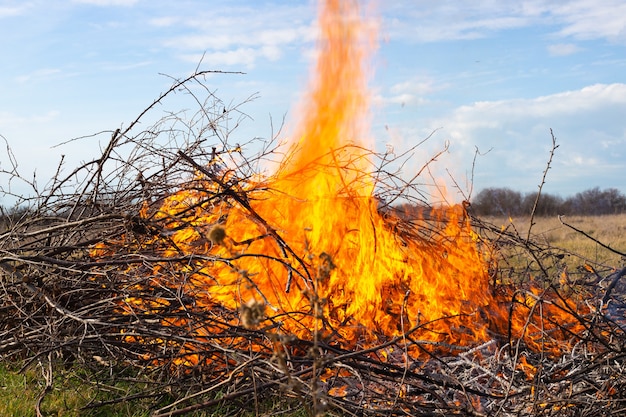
162,0 -> 500,349
93,0 -> 589,364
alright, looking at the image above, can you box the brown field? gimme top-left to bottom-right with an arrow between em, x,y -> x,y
487,214 -> 626,264
475,213 -> 626,286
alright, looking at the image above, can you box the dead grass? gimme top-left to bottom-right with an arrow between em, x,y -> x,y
486,214 -> 626,267
472,214 -> 626,290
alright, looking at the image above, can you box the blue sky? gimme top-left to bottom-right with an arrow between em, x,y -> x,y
1,0 -> 626,205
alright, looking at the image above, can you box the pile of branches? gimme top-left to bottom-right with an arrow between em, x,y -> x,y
2,72 -> 626,416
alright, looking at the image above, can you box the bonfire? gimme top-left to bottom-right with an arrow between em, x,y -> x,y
2,0 -> 626,416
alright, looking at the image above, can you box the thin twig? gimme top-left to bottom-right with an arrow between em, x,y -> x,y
526,129 -> 559,243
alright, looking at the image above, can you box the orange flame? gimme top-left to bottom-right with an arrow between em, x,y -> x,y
93,0 -> 589,364
164,0 -> 502,349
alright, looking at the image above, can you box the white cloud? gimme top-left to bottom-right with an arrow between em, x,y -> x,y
547,43 -> 581,56
435,84 -> 626,135
550,0 -> 626,43
179,45 -> 284,68
385,0 -> 626,44
383,3 -> 537,42
180,48 -> 258,68
374,76 -> 446,107
156,4 -> 316,68
390,78 -> 438,95
0,4 -> 30,18
374,92 -> 428,107
405,83 -> 626,194
166,26 -> 312,53
148,16 -> 178,27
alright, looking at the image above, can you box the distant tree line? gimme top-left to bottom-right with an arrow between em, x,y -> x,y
3,186 -> 626,225
470,186 -> 626,217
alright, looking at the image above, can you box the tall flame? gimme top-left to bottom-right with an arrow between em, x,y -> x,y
284,0 -> 370,177
169,0 -> 498,347
258,0 -> 496,344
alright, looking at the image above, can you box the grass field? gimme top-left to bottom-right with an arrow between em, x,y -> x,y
1,214 -> 625,416
475,213 -> 626,285
0,362 -> 307,417
0,363 -> 145,417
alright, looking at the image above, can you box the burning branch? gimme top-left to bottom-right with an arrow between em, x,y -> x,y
176,150 -> 311,293
1,72 -> 626,415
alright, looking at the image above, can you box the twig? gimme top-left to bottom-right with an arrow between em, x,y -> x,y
35,353 -> 53,417
526,129 -> 559,243
177,150 -> 312,289
152,357 -> 260,415
601,267 -> 626,305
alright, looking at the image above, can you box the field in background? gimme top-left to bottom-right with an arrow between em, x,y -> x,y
476,213 -> 626,291
485,214 -> 626,267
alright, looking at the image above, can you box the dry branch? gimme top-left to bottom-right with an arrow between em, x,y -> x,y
1,72 -> 626,416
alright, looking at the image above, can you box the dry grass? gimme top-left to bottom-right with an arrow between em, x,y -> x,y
485,214 -> 626,268
472,213 -> 626,290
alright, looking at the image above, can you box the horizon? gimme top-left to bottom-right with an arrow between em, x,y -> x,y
1,0 -> 625,205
